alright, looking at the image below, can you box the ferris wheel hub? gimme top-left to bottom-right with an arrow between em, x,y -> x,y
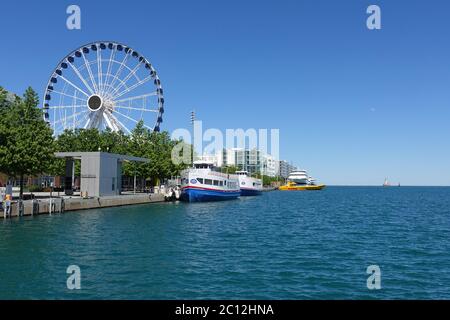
87,94 -> 103,112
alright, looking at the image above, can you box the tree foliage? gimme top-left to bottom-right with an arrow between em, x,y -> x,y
0,86 -> 190,192
0,87 -> 54,198
51,121 -> 189,184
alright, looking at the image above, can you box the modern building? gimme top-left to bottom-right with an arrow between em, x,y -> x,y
55,152 -> 149,197
200,148 -> 281,177
278,160 -> 298,179
234,149 -> 261,175
262,154 -> 279,177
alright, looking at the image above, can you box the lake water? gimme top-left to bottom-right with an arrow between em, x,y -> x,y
1,187 -> 450,299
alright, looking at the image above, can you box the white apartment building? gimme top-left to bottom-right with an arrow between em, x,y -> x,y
200,148 -> 280,177
278,160 -> 297,179
262,154 -> 279,177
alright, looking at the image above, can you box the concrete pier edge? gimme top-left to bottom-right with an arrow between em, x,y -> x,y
2,194 -> 166,218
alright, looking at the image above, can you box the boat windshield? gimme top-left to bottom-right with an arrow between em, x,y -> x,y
194,163 -> 213,169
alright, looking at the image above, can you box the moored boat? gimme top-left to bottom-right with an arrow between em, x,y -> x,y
279,169 -> 325,191
287,170 -> 309,184
180,161 -> 240,202
236,171 -> 263,196
279,181 -> 326,191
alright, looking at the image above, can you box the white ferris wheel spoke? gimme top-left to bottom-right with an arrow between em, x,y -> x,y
113,75 -> 154,100
67,60 -> 95,95
58,75 -> 90,97
102,72 -> 131,97
53,110 -> 89,125
83,114 -> 92,129
81,51 -> 99,93
105,52 -> 130,98
102,112 -> 118,132
74,111 -> 90,130
114,105 -> 159,112
103,111 -> 130,133
86,111 -> 102,129
113,109 -> 152,129
109,113 -> 131,134
97,48 -> 104,96
47,89 -> 87,102
54,111 -> 89,134
113,92 -> 157,104
48,104 -> 87,109
108,61 -> 142,98
68,106 -> 89,130
102,47 -> 117,96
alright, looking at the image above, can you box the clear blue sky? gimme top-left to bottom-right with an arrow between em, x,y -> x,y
1,0 -> 449,185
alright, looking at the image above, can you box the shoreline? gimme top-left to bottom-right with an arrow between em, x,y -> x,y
2,193 -> 165,219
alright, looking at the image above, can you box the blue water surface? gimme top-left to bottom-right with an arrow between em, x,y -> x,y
1,187 -> 450,299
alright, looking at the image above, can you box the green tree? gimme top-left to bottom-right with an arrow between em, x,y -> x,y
0,87 -> 13,149
122,121 -> 189,185
0,87 -> 55,199
100,129 -> 130,155
51,128 -> 131,176
49,120 -> 190,188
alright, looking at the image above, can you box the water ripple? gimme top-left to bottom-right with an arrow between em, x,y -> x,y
1,187 -> 450,299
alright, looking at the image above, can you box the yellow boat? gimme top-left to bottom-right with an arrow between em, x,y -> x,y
279,181 -> 326,191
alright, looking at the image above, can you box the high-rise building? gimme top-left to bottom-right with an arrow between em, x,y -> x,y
262,154 -> 279,177
200,148 -> 296,179
278,160 -> 297,179
200,148 -> 266,175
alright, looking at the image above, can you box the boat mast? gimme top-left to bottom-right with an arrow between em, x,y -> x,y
190,110 -> 195,168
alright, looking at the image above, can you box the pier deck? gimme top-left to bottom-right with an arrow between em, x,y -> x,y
2,193 -> 165,218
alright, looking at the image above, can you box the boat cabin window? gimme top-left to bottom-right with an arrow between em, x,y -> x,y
204,179 -> 213,185
228,182 -> 237,189
219,181 -> 223,186
197,178 -> 204,184
194,163 -> 213,169
213,180 -> 219,186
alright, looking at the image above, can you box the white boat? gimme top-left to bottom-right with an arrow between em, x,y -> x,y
307,177 -> 317,186
180,161 -> 240,202
287,170 -> 310,185
383,178 -> 391,187
236,171 -> 263,196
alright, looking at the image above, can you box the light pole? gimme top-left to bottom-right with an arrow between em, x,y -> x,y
190,110 -> 195,166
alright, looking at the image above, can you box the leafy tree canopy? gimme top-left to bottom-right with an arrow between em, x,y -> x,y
0,87 -> 54,198
0,86 -> 191,191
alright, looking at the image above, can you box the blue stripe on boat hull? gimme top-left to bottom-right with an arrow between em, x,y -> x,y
181,188 -> 240,202
240,189 -> 263,196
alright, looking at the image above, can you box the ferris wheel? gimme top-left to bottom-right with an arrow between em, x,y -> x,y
43,41 -> 164,136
